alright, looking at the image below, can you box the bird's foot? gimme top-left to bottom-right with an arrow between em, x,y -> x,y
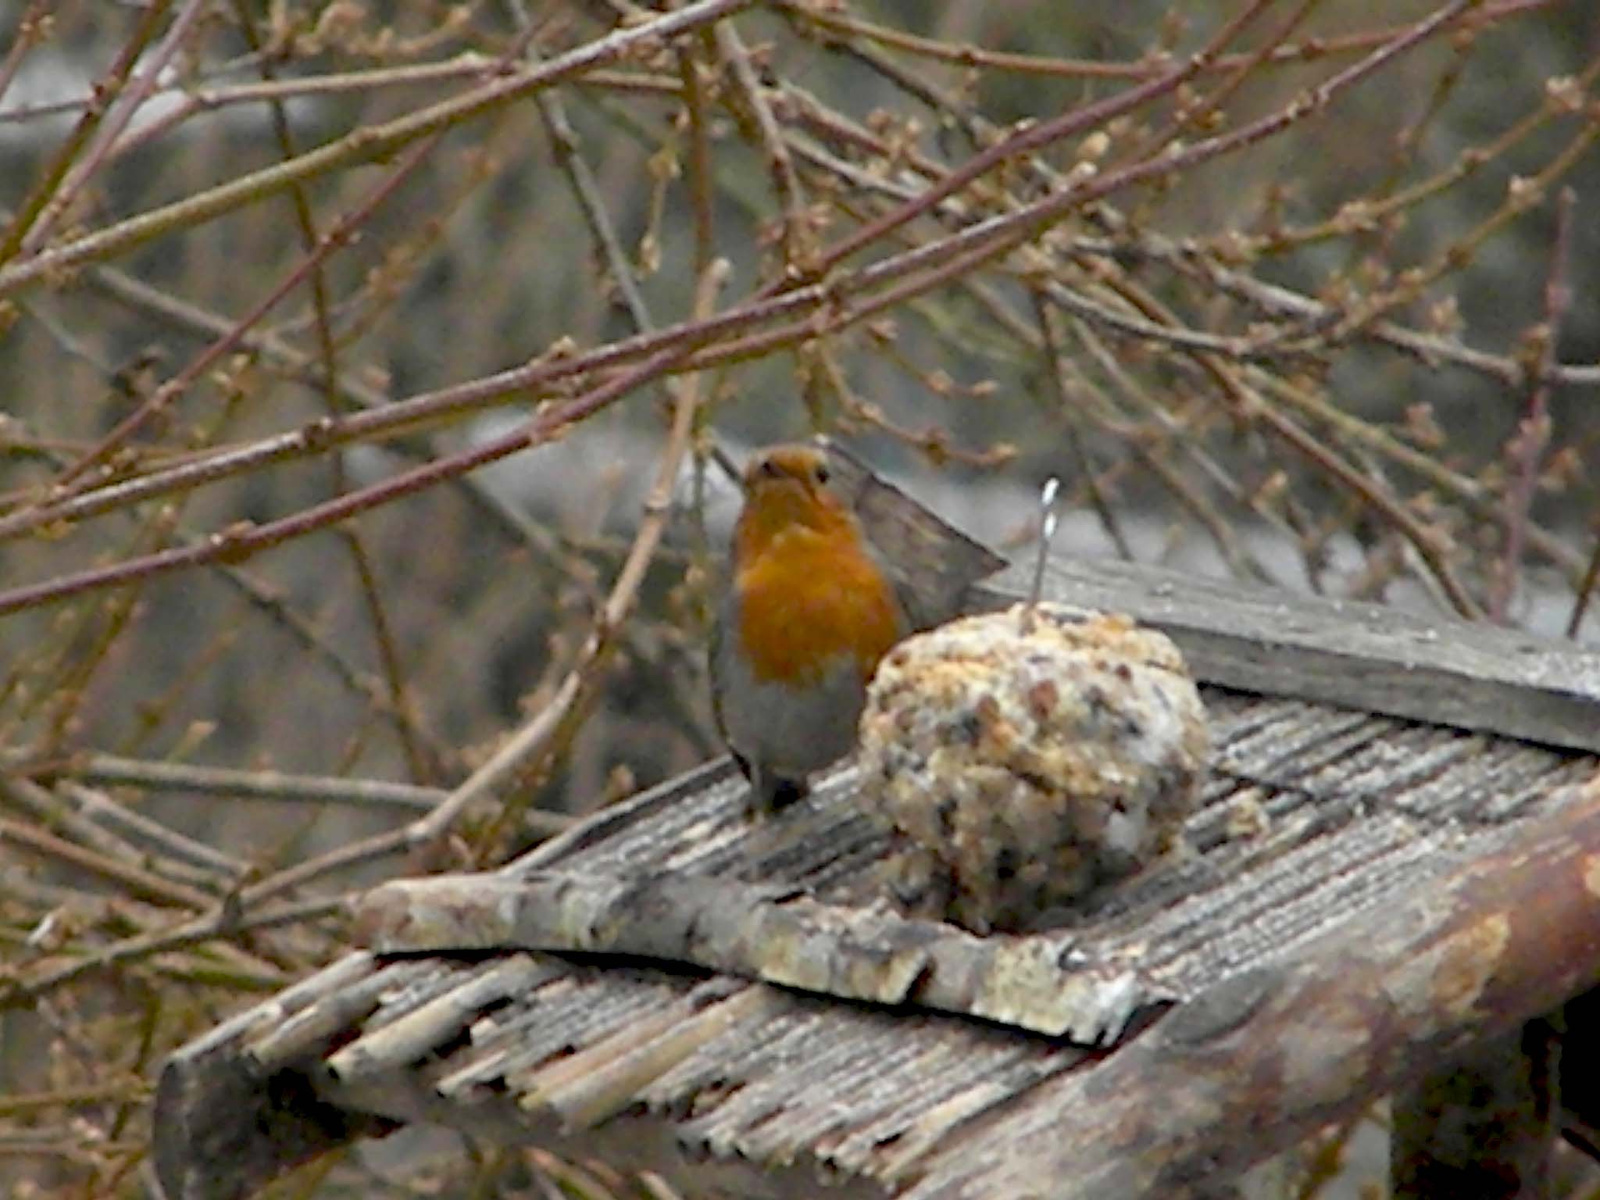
744,770 -> 809,819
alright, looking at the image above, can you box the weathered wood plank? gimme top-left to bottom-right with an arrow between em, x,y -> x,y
907,774 -> 1600,1199
976,557 -> 1600,754
352,870 -> 1157,1043
153,954 -> 391,1200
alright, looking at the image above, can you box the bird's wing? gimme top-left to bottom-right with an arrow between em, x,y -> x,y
816,436 -> 1006,631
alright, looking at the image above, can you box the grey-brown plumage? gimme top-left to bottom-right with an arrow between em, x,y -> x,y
709,442 -> 1004,815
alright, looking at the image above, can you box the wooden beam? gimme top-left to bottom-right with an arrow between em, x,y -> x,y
351,869 -> 1156,1043
153,954 -> 393,1200
976,557 -> 1600,754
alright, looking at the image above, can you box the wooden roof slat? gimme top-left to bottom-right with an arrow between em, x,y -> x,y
524,979 -> 768,1129
323,955 -> 551,1085
708,1018 -> 992,1161
480,971 -> 693,1087
841,1043 -> 1065,1172
978,556 -> 1600,753
635,994 -> 820,1099
351,958 -> 487,1033
243,954 -> 394,1069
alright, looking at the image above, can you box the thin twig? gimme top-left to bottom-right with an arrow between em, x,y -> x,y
1567,536 -> 1600,639
779,0 -> 1551,82
0,0 -> 756,299
17,0 -> 208,258
1490,186 -> 1573,623
58,754 -> 452,814
0,0 -> 55,112
0,804 -> 214,912
0,0 -> 173,266
4,892 -> 345,1004
44,135 -> 440,494
466,257 -> 730,858
0,62 -> 677,132
714,22 -> 811,269
235,0 -> 436,786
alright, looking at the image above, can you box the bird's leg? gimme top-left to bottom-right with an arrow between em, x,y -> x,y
768,775 -> 808,811
730,750 -> 768,818
740,759 -> 808,818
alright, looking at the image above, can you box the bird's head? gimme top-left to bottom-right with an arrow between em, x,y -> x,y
734,444 -> 857,555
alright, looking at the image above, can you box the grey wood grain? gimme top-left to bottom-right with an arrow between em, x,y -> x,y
976,556 -> 1600,754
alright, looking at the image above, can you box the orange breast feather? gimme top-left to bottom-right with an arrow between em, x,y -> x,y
734,528 -> 904,686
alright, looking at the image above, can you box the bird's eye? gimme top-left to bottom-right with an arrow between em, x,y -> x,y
757,458 -> 782,479
814,463 -> 830,484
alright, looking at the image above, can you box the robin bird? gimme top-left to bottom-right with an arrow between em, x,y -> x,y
710,442 -> 1004,815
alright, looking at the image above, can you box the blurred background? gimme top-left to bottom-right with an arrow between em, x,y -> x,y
2,0 -> 1599,1195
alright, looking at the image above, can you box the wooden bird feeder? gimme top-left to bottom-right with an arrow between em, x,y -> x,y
155,547 -> 1600,1199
